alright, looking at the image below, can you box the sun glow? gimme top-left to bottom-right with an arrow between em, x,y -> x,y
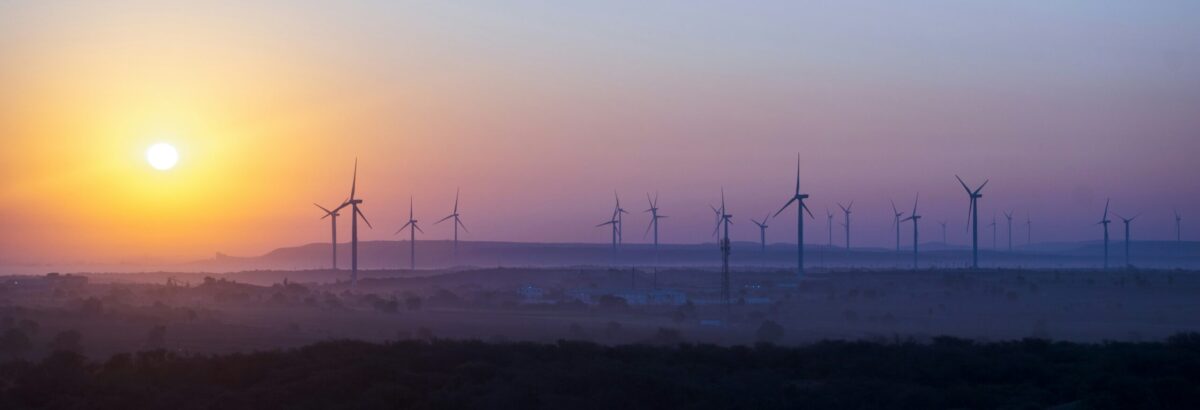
146,142 -> 179,170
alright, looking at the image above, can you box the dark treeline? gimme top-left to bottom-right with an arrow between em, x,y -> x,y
2,335 -> 1200,409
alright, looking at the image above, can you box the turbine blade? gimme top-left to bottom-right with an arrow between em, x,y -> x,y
454,188 -> 460,212
456,218 -> 469,233
644,220 -> 654,238
975,179 -> 989,194
436,214 -> 455,224
350,158 -> 358,199
955,175 -> 971,194
802,203 -> 814,219
792,153 -> 801,194
415,224 -> 424,234
356,207 -> 373,229
773,197 -> 797,217
314,203 -> 332,214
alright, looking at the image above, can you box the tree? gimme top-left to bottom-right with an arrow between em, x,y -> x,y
0,328 -> 32,359
756,320 -> 785,343
406,296 -> 423,311
49,330 -> 84,354
145,325 -> 166,350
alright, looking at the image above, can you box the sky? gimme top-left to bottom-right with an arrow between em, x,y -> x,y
1,1 -> 1198,265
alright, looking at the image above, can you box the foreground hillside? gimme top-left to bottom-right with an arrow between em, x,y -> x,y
2,336 -> 1200,409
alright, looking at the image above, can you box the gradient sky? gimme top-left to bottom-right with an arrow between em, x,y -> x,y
1,1 -> 1198,265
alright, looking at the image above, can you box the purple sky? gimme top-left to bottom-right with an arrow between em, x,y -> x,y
0,1 -> 1198,263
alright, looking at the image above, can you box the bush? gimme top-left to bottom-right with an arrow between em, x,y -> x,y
756,320 -> 785,343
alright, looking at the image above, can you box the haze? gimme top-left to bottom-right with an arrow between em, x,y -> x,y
2,1 -> 1198,265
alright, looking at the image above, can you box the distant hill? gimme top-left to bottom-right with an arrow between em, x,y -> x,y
183,239 -> 1200,272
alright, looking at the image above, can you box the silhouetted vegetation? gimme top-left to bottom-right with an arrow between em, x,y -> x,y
1,335 -> 1198,409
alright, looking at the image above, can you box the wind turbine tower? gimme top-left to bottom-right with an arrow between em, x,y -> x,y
956,176 -> 988,269
395,196 -> 423,270
1098,199 -> 1112,270
1026,214 -> 1032,246
332,159 -> 373,287
435,188 -> 469,260
644,193 -> 667,287
751,213 -> 769,253
1177,210 -> 1183,243
773,155 -> 814,276
826,208 -> 834,247
314,203 -> 340,270
1004,211 -> 1014,252
715,190 -> 734,308
901,194 -> 921,269
597,207 -> 620,258
939,221 -> 948,244
890,200 -> 905,252
989,214 -> 997,251
838,201 -> 854,250
614,192 -> 629,246
1114,212 -> 1139,268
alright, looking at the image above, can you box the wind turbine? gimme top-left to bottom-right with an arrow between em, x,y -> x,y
938,221 -> 948,244
1113,212 -> 1139,268
751,213 -> 770,253
826,208 -> 835,247
1177,210 -> 1183,243
597,207 -> 619,256
1026,213 -> 1032,246
956,175 -> 988,269
644,192 -> 667,287
773,155 -> 814,276
395,196 -> 423,270
435,188 -> 468,260
1098,199 -> 1112,270
1003,211 -> 1014,252
837,201 -> 854,250
901,194 -> 921,269
614,192 -> 629,246
715,189 -> 733,308
989,213 -> 997,251
890,200 -> 905,252
331,159 -> 373,287
314,203 -> 340,270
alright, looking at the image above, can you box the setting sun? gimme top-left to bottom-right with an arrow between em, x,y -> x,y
146,142 -> 179,171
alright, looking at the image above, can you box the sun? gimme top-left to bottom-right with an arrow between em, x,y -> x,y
146,142 -> 179,170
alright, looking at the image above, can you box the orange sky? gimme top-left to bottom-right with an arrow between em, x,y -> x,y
2,2 -> 1198,265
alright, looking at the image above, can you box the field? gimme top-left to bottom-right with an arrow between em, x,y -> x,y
2,267 -> 1198,361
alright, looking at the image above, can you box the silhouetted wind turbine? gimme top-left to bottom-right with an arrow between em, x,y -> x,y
597,207 -> 619,256
1026,213 -> 1032,245
1113,212 -> 1139,268
314,203 -> 340,270
890,200 -> 905,252
751,213 -> 769,253
716,189 -> 733,308
1176,210 -> 1183,243
644,192 -> 667,287
1098,199 -> 1112,270
956,175 -> 988,269
614,192 -> 629,245
901,194 -> 921,269
773,155 -> 814,276
989,213 -> 997,251
435,188 -> 468,260
1003,210 -> 1014,252
826,208 -> 835,247
837,201 -> 854,250
395,196 -> 423,270
332,159 -> 373,287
